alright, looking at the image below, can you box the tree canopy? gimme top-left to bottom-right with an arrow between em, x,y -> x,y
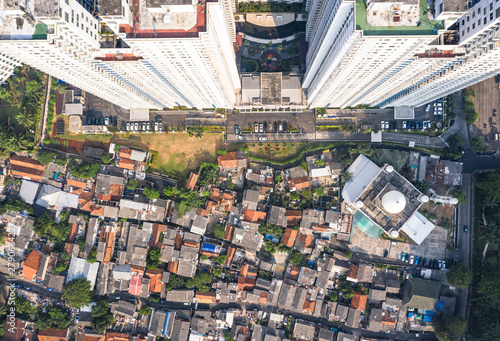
91,301 -> 114,333
146,247 -> 162,270
36,150 -> 55,165
126,178 -> 140,190
143,186 -> 160,200
139,305 -> 152,316
447,262 -> 472,288
435,315 -> 467,341
62,278 -> 93,309
213,223 -> 225,239
35,305 -> 72,330
68,159 -> 100,179
450,189 -> 467,204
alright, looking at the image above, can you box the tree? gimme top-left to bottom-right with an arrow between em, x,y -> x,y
214,223 -> 225,239
289,251 -> 304,266
146,247 -> 162,270
33,212 -> 54,235
451,189 -> 467,204
54,157 -> 67,167
435,315 -> 467,341
290,192 -> 300,200
212,268 -> 223,277
329,291 -> 338,302
301,189 -> 312,201
166,274 -> 186,291
472,137 -> 488,152
68,160 -> 100,179
12,296 -> 36,321
185,272 -> 213,290
144,186 -> 160,200
54,261 -> 68,275
87,247 -> 98,264
447,262 -> 472,288
101,154 -> 111,164
315,187 -> 324,197
217,149 -> 227,155
477,272 -> 500,300
416,181 -> 430,194
340,282 -> 354,300
126,179 -> 140,190
164,186 -> 181,197
202,189 -> 210,197
90,301 -> 114,333
16,110 -> 35,128
214,255 -> 226,265
341,171 -> 353,185
139,306 -> 152,316
62,278 -> 93,309
345,250 -> 353,258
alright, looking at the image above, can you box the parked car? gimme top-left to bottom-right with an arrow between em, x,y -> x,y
104,117 -> 109,125
401,252 -> 406,261
259,136 -> 268,141
158,122 -> 163,131
274,121 -> 278,132
409,255 -> 414,264
415,256 -> 419,265
283,121 -> 288,131
146,122 -> 150,131
254,122 -> 259,133
114,116 -> 118,126
263,121 -> 267,132
381,121 -> 385,130
441,261 -> 446,269
464,225 -> 468,233
422,258 -> 427,267
259,123 -> 263,133
134,122 -> 138,131
425,104 -> 431,112
278,121 -> 283,132
234,124 -> 239,135
236,135 -> 244,140
155,122 -> 159,131
383,249 -> 388,258
402,121 -> 407,129
438,260 -> 442,268
423,121 -> 428,129
142,122 -> 147,131
126,122 -> 130,131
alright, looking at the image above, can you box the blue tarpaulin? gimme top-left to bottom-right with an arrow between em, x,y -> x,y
408,312 -> 414,318
423,310 -> 436,316
423,315 -> 433,322
202,243 -> 216,252
436,301 -> 445,311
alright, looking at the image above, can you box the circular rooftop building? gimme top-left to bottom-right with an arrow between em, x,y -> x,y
381,190 -> 406,214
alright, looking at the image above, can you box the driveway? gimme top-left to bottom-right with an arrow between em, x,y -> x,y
227,110 -> 315,135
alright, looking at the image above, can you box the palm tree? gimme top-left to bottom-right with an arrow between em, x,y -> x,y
6,132 -> 29,152
16,110 -> 35,128
341,171 -> 353,186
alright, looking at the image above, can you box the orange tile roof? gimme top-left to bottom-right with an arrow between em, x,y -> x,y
21,250 -> 42,281
67,178 -> 88,189
68,223 -> 78,243
109,184 -> 124,201
11,155 -> 45,171
118,148 -> 132,159
243,209 -> 266,223
208,188 -> 222,202
348,265 -> 359,280
145,269 -> 163,293
303,299 -> 316,313
104,230 -> 116,263
221,192 -> 234,211
91,206 -> 105,217
290,266 -> 300,280
104,331 -> 131,341
286,210 -> 302,226
167,261 -> 178,274
149,223 -> 167,249
351,292 -> 368,310
185,172 -> 198,190
259,292 -> 268,305
298,233 -> 314,250
195,291 -> 216,303
183,240 -> 198,248
281,228 -> 298,248
288,176 -> 310,190
217,152 -> 239,168
118,158 -> 135,170
11,167 -> 43,181
223,225 -> 234,241
225,247 -> 236,267
37,328 -> 67,341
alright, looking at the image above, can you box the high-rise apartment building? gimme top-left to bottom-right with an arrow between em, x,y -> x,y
303,0 -> 500,109
0,0 -> 239,110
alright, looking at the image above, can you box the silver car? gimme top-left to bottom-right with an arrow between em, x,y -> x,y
259,123 -> 263,133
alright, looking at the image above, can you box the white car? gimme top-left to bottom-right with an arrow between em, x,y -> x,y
142,123 -> 146,131
259,136 -> 268,141
146,122 -> 150,131
423,121 -> 428,129
410,255 -> 414,264
441,261 -> 446,269
236,135 -> 244,140
259,123 -> 263,133
104,117 -> 109,125
158,122 -> 162,131
126,122 -> 130,131
154,122 -> 159,131
381,121 -> 385,130
134,122 -> 139,131
385,122 -> 390,130
402,121 -> 407,129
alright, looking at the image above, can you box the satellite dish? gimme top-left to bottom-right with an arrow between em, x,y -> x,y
386,165 -> 394,173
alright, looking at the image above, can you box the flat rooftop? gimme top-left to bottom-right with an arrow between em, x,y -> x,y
98,0 -> 123,16
261,73 -> 282,105
354,164 -> 424,233
356,0 -> 444,36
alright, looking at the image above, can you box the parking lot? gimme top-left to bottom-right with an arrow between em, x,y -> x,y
226,110 -> 315,136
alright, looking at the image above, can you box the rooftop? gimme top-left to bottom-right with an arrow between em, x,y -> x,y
356,0 -> 444,36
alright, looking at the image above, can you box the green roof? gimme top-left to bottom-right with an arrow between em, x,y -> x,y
402,277 -> 441,310
355,0 -> 444,36
33,24 -> 48,40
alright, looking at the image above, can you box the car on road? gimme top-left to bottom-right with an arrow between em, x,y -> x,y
402,121 -> 407,129
409,255 -> 414,264
234,124 -> 239,135
425,104 -> 431,112
104,117 -> 109,125
236,135 -> 244,140
254,122 -> 259,133
464,225 -> 468,233
401,252 -> 406,261
259,136 -> 268,141
259,123 -> 263,133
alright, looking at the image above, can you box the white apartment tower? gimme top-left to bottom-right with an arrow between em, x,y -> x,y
0,0 -> 240,110
304,0 -> 500,109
